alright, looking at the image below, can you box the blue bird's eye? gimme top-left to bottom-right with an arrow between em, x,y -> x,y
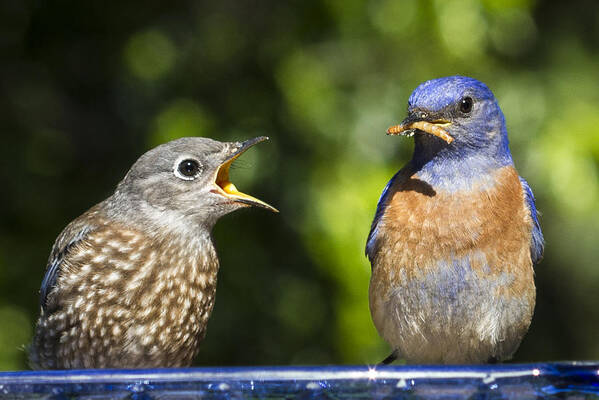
460,97 -> 473,114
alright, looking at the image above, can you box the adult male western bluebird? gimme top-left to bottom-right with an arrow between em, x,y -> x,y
30,136 -> 277,369
366,76 -> 544,364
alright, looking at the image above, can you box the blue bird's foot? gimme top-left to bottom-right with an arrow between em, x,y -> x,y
380,350 -> 399,365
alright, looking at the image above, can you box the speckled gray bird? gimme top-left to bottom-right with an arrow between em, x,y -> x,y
30,136 -> 277,369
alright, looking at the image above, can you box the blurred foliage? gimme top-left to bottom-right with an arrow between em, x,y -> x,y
0,0 -> 598,370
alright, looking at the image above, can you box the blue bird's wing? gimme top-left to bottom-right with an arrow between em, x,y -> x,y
366,171 -> 400,264
40,223 -> 93,312
519,177 -> 544,264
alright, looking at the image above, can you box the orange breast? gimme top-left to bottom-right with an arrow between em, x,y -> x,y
371,166 -> 534,292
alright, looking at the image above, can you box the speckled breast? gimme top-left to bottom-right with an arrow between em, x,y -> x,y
35,228 -> 219,369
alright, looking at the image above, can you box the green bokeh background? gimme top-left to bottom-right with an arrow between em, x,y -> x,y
1,0 -> 598,370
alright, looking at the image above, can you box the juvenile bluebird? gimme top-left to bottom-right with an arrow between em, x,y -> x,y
30,136 -> 277,369
366,76 -> 544,364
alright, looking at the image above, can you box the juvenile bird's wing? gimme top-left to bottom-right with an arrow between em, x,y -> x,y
39,207 -> 101,312
366,170 -> 400,264
519,177 -> 544,264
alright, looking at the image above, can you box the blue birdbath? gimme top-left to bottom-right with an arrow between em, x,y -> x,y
0,363 -> 597,399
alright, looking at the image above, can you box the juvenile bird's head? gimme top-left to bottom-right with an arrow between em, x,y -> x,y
389,76 -> 512,167
108,136 -> 277,230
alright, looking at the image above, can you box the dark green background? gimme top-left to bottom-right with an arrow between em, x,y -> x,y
1,0 -> 598,369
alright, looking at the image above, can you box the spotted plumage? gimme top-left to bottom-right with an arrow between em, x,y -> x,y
30,137 -> 276,369
366,76 -> 544,364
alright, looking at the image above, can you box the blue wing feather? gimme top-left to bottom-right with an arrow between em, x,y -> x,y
519,177 -> 544,264
40,226 -> 91,311
366,171 -> 399,263
39,257 -> 62,311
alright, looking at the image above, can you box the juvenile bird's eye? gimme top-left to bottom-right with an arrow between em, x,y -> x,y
460,97 -> 473,114
175,159 -> 202,180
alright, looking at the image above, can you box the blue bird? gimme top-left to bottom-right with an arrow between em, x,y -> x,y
366,76 -> 544,364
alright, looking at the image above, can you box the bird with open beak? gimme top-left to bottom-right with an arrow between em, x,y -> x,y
366,76 -> 544,364
30,136 -> 277,369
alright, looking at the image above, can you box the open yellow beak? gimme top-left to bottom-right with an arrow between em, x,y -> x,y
387,120 -> 454,144
215,137 -> 278,213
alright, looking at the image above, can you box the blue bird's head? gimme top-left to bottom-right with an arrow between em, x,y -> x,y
390,76 -> 513,171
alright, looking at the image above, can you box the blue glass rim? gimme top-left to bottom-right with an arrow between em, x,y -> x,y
0,362 -> 596,382
0,362 -> 596,398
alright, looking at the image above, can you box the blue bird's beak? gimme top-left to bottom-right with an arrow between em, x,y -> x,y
214,136 -> 279,213
387,115 -> 454,144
